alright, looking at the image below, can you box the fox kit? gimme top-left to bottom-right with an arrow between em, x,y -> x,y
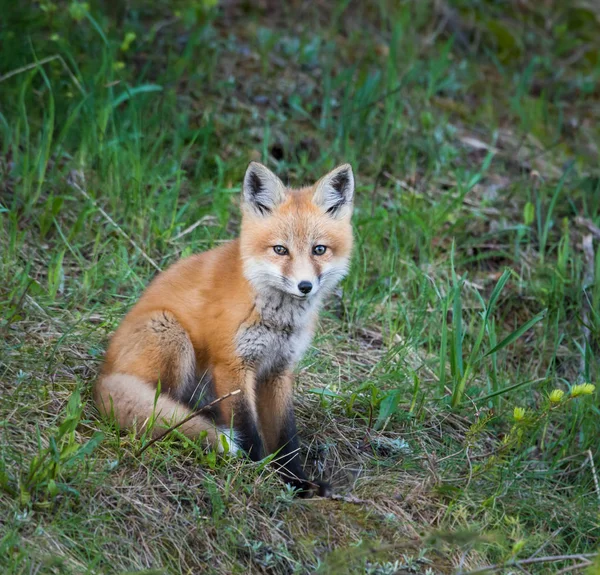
94,162 -> 354,496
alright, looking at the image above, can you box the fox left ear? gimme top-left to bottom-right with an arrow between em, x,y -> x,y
313,164 -> 354,218
243,162 -> 287,216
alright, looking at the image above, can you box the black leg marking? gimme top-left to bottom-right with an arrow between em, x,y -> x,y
236,399 -> 264,462
177,370 -> 221,421
273,405 -> 331,497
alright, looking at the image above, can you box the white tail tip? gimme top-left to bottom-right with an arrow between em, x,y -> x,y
217,428 -> 240,455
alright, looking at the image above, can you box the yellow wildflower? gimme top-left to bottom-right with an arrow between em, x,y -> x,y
570,383 -> 595,397
513,407 -> 525,422
120,32 -> 136,52
68,2 -> 89,22
549,389 -> 565,403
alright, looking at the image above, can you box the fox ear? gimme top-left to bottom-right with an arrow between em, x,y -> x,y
313,164 -> 354,218
242,162 -> 286,216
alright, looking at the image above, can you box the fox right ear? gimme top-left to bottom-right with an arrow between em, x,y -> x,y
313,164 -> 354,218
242,162 -> 286,216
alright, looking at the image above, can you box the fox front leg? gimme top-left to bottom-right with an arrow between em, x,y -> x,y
213,366 -> 263,461
257,372 -> 331,497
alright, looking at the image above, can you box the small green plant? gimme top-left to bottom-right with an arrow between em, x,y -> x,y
443,261 -> 546,408
469,383 -> 596,476
1,388 -> 103,507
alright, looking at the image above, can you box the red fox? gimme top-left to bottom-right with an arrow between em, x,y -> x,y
94,162 -> 354,496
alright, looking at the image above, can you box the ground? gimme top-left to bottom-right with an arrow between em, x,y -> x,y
1,1 -> 600,574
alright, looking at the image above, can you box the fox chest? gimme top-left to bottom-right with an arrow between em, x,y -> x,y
235,323 -> 311,379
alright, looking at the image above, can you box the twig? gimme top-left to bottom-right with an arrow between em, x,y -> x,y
456,553 -> 598,575
576,217 -> 600,240
579,234 -> 595,380
555,561 -> 592,575
464,446 -> 473,490
67,170 -> 162,272
0,54 -> 84,95
168,216 -> 217,243
529,527 -> 563,559
136,389 -> 241,456
437,448 -> 465,463
329,493 -> 368,505
588,449 -> 600,508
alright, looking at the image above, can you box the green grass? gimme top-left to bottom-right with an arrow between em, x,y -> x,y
1,1 -> 600,573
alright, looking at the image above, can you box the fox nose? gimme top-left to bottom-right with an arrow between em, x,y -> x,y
298,281 -> 313,295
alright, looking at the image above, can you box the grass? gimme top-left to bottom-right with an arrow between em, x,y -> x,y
1,1 -> 600,573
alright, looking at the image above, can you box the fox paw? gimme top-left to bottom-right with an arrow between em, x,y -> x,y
294,479 -> 332,499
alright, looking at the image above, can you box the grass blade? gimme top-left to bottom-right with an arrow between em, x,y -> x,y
484,269 -> 511,323
470,378 -> 545,404
111,84 -> 163,109
483,309 -> 547,358
438,294 -> 449,394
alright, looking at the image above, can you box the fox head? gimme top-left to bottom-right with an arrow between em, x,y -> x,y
240,162 -> 354,301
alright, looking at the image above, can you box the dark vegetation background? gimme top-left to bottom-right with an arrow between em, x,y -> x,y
1,1 -> 600,573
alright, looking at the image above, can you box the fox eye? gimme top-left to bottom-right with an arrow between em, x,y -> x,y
273,245 -> 289,256
313,245 -> 327,256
